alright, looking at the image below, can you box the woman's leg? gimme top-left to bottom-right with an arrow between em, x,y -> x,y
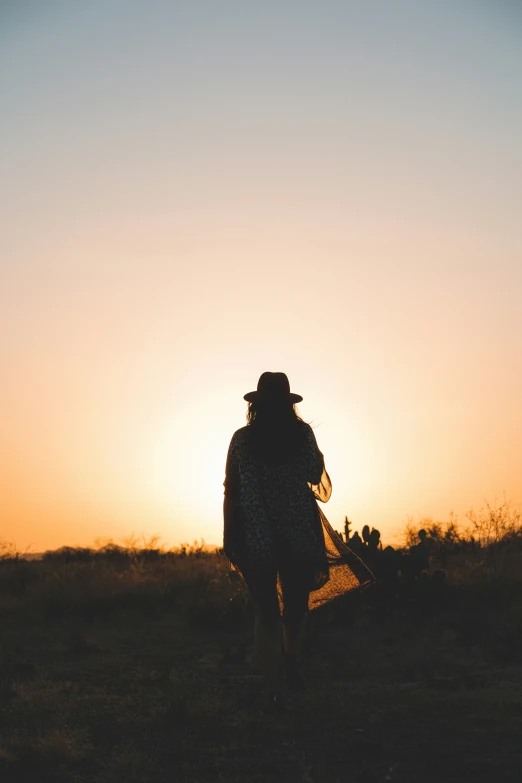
243,567 -> 283,694
282,612 -> 307,656
280,565 -> 311,690
280,564 -> 310,656
254,608 -> 282,693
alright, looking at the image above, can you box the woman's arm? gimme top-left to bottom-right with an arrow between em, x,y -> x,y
304,424 -> 325,485
305,424 -> 332,503
223,434 -> 241,560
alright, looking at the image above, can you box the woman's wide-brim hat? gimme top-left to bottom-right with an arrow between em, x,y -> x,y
244,372 -> 303,403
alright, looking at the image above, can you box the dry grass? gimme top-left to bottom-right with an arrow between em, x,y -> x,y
0,533 -> 521,782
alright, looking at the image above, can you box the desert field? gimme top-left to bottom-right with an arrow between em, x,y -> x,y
1,513 -> 522,783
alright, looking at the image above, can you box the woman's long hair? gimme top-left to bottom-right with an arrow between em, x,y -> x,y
246,398 -> 306,465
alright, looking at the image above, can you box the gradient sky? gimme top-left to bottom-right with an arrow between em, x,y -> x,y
1,0 -> 521,552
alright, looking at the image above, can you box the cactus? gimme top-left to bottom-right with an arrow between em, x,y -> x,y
349,531 -> 362,553
344,516 -> 351,542
369,528 -> 381,549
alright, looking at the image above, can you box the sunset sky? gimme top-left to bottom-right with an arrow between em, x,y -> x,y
1,0 -> 521,553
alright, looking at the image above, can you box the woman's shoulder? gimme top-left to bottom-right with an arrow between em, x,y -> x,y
300,421 -> 320,449
228,427 -> 251,459
299,421 -> 315,437
230,426 -> 249,444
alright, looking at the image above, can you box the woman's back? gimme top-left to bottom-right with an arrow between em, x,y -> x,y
226,421 -> 326,567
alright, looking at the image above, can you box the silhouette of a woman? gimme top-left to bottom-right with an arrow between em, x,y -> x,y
223,372 -> 332,711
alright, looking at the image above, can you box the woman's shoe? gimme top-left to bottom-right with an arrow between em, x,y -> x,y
284,654 -> 307,692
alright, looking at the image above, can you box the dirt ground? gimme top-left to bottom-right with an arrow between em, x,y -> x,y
1,573 -> 522,783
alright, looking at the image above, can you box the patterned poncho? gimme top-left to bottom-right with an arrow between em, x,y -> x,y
223,422 -> 373,609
